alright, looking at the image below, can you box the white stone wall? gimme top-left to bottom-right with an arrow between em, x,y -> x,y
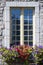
35,6 -> 40,46
3,7 -> 10,48
39,2 -> 43,46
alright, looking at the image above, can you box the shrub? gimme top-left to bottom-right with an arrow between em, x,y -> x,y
0,45 -> 33,65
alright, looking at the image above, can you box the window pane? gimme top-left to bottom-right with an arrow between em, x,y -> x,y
12,31 -> 15,35
29,42 -> 33,46
29,25 -> 33,30
24,20 -> 29,24
12,25 -> 15,30
16,31 -> 20,35
16,20 -> 20,24
11,8 -> 21,20
24,31 -> 28,35
11,14 -> 15,20
29,36 -> 33,40
29,9 -> 33,15
24,36 -> 28,40
12,36 -> 15,40
29,15 -> 33,20
24,26 -> 28,30
29,31 -> 33,35
16,26 -> 20,30
16,36 -> 20,40
24,9 -> 29,19
12,20 -> 15,24
29,20 -> 33,24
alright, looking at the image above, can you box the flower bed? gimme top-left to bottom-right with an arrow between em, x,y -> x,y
0,45 -> 33,65
35,46 -> 43,65
0,45 -> 43,65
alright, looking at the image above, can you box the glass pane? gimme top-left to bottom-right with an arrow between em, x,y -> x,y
16,26 -> 20,30
24,31 -> 28,35
24,9 -> 29,19
29,31 -> 33,35
29,15 -> 33,20
29,25 -> 33,30
12,31 -> 15,35
29,9 -> 33,15
24,26 -> 28,30
16,36 -> 20,40
29,36 -> 33,40
29,42 -> 33,46
11,14 -> 15,20
29,20 -> 33,24
12,20 -> 15,24
16,20 -> 20,24
24,20 -> 29,24
24,36 -> 28,40
11,8 -> 21,20
16,31 -> 20,35
12,36 -> 15,40
12,25 -> 15,30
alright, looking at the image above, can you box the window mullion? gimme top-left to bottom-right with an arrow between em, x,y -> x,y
20,8 -> 24,45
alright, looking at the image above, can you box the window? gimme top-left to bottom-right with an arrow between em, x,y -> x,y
11,8 -> 33,46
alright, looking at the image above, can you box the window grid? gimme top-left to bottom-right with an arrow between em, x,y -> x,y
24,8 -> 33,46
11,8 -> 33,46
11,8 -> 20,45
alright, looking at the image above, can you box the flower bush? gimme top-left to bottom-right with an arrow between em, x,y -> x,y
31,45 -> 43,65
35,45 -> 43,65
0,45 -> 43,65
0,45 -> 33,65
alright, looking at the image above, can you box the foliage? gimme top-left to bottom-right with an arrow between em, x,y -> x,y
0,45 -> 43,65
33,45 -> 43,64
0,45 -> 33,65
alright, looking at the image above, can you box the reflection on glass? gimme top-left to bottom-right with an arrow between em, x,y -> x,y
29,9 -> 33,15
11,8 -> 21,20
29,20 -> 33,24
24,20 -> 29,24
24,9 -> 29,19
29,15 -> 33,20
